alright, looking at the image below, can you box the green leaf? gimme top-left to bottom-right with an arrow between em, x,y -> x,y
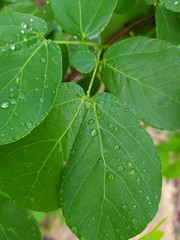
62,93 -> 161,240
50,0 -> 117,39
159,0 -> 180,13
157,133 -> 180,179
0,83 -> 87,212
156,6 -> 180,45
0,13 -> 62,145
139,218 -> 166,240
103,37 -> 180,130
71,45 -> 96,73
115,0 -> 138,14
145,0 -> 158,5
78,76 -> 101,96
0,193 -> 41,240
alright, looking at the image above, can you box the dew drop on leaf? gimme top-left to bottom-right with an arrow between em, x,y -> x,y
71,226 -> 77,234
35,87 -> 39,92
136,178 -> 141,183
21,22 -> 27,29
40,57 -> 46,64
91,129 -> 97,137
1,101 -> 9,109
107,172 -> 114,181
129,168 -> 136,175
118,165 -> 124,172
26,121 -> 33,128
108,123 -> 114,128
10,98 -> 16,105
122,204 -> 128,210
132,217 -> 138,224
10,44 -> 15,50
114,144 -> 120,150
88,119 -> 94,124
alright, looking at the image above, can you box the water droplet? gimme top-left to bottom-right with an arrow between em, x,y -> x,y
114,127 -> 119,132
127,161 -> 132,167
143,168 -> 146,172
136,178 -> 141,183
70,149 -> 75,155
88,119 -> 94,124
108,123 -> 114,128
15,135 -> 21,140
148,201 -> 152,205
1,101 -> 9,109
117,157 -> 121,162
112,95 -> 117,100
10,98 -> 16,105
10,93 -> 15,98
175,1 -> 178,5
118,103 -> 122,107
19,92 -> 26,99
80,237 -> 87,240
13,112 -> 19,118
139,189 -> 143,194
21,29 -> 25,34
71,226 -> 77,234
132,217 -> 138,224
122,204 -> 128,210
40,57 -> 46,63
39,98 -> 44,103
118,164 -> 124,172
129,168 -> 136,175
35,87 -> 39,92
91,129 -> 97,136
30,18 -> 34,22
114,144 -> 120,150
99,157 -> 103,163
133,204 -> 137,209
107,172 -> 114,181
26,121 -> 32,128
21,22 -> 27,29
10,44 -> 15,50
146,195 -> 150,200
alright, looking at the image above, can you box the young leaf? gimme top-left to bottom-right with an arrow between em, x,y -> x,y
0,13 -> 62,145
156,6 -> 180,45
103,37 -> 180,130
0,83 -> 86,212
159,0 -> 180,13
0,193 -> 41,240
62,93 -> 161,240
50,0 -> 117,39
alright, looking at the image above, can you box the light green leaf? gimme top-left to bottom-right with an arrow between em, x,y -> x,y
103,37 -> 180,130
0,13 -> 62,145
50,0 -> 117,39
157,133 -> 180,179
62,93 -> 161,240
0,83 -> 86,211
159,0 -> 180,13
71,45 -> 96,73
0,193 -> 41,240
115,0 -> 138,14
139,218 -> 166,240
156,6 -> 180,45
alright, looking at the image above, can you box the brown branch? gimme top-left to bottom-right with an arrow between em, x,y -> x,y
105,15 -> 155,46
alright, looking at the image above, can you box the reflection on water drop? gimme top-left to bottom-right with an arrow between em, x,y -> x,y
1,101 -> 9,109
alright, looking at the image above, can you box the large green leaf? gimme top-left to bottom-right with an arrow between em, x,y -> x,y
103,37 -> 180,130
62,93 -> 161,240
0,83 -> 86,211
115,0 -> 138,14
156,6 -> 180,45
0,193 -> 41,240
159,0 -> 180,13
50,0 -> 117,39
0,13 -> 62,145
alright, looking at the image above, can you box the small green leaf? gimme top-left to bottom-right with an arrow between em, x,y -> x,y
156,6 -> 180,45
115,0 -> 138,14
62,93 -> 161,240
103,37 -> 180,130
159,0 -> 180,13
139,218 -> 166,240
0,83 -> 87,211
71,46 -> 96,73
0,193 -> 41,240
0,13 -> 62,145
157,133 -> 180,179
50,0 -> 117,39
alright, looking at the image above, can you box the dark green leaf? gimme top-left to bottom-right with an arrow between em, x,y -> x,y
0,13 -> 62,145
103,37 -> 180,130
157,133 -> 180,179
50,0 -> 117,39
0,193 -> 41,240
78,76 -> 101,96
0,83 -> 86,211
156,6 -> 180,45
159,0 -> 180,13
62,93 -> 161,240
71,45 -> 96,73
115,0 -> 138,14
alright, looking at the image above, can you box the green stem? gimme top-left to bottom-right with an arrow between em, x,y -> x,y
52,40 -> 98,48
87,51 -> 101,97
